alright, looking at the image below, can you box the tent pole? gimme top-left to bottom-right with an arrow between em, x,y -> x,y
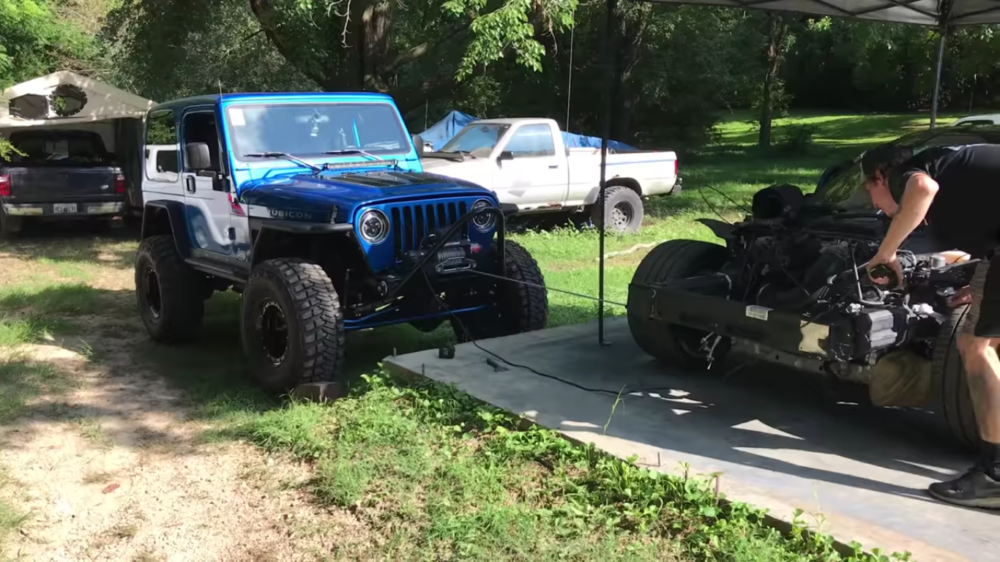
598,0 -> 618,346
566,15 -> 575,130
930,28 -> 947,129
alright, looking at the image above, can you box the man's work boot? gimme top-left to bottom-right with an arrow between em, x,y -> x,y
927,441 -> 1000,509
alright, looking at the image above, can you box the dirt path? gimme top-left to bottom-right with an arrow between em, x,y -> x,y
0,254 -> 366,560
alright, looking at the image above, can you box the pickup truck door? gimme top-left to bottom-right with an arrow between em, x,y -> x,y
491,123 -> 567,210
180,107 -> 235,257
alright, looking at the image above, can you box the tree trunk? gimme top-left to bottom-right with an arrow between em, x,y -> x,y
758,14 -> 788,148
609,5 -> 650,143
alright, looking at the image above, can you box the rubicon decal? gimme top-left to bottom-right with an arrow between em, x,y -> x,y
248,205 -> 314,221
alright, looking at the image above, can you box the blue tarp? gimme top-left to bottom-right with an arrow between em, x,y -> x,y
561,132 -> 636,152
418,110 -> 636,152
418,110 -> 477,151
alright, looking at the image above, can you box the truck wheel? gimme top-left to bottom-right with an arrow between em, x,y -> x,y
592,186 -> 644,234
135,235 -> 205,343
932,305 -> 979,451
628,240 -> 729,369
452,240 -> 548,341
241,259 -> 344,392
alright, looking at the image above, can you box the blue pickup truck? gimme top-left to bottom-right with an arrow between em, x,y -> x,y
136,92 -> 548,390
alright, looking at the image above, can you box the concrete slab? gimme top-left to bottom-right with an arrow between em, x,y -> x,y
385,318 -> 1000,562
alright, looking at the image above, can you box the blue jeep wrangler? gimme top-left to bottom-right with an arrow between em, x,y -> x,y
135,93 -> 548,390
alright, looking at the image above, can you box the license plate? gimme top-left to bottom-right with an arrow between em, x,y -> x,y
745,305 -> 771,321
53,203 -> 78,214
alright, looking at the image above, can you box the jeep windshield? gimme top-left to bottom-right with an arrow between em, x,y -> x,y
438,123 -> 510,157
228,103 -> 409,161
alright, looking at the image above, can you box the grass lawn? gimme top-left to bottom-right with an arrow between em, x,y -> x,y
0,111 -> 927,560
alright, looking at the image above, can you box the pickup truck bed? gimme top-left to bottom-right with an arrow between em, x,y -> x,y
420,118 -> 679,233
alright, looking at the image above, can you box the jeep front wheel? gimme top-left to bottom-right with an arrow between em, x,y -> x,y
241,259 -> 344,391
135,235 -> 205,342
451,240 -> 548,341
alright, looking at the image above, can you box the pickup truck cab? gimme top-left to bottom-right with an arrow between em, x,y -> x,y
420,118 -> 680,233
136,92 -> 548,392
0,129 -> 126,236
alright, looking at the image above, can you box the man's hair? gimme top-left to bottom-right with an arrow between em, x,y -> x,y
860,145 -> 913,180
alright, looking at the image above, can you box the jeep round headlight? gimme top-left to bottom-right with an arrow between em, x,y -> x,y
359,210 -> 389,245
471,199 -> 497,232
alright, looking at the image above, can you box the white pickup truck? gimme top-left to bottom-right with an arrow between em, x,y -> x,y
419,118 -> 680,233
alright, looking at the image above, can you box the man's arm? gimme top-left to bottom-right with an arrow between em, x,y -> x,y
868,172 -> 939,283
877,172 -> 939,255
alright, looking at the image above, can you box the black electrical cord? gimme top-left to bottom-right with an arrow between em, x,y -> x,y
420,269 -> 698,398
699,188 -> 733,225
706,184 -> 752,216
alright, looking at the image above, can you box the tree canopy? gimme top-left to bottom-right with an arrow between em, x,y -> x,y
2,0 -> 1000,149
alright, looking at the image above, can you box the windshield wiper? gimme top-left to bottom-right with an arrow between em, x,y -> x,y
243,152 -> 321,173
324,149 -> 383,161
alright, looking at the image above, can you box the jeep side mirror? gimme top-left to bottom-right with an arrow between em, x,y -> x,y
412,135 -> 426,157
184,142 -> 212,171
497,151 -> 514,162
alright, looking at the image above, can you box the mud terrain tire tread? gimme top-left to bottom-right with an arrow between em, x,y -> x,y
932,305 -> 979,451
453,240 -> 547,341
242,259 -> 344,391
135,235 -> 205,343
592,186 -> 644,234
628,240 -> 729,369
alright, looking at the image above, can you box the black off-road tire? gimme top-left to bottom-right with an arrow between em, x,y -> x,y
628,240 -> 730,369
451,240 -> 548,342
592,186 -> 644,234
135,235 -> 205,343
932,305 -> 980,450
241,259 -> 345,392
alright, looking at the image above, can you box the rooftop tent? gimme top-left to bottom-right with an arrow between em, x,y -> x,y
0,71 -> 156,212
418,110 -> 477,150
0,71 -> 154,127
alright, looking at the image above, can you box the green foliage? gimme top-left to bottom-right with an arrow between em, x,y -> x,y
0,0 -> 103,86
444,0 -> 576,80
238,370 -> 911,560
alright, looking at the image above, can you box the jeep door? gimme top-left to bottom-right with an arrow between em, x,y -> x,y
141,109 -> 183,204
180,107 -> 234,257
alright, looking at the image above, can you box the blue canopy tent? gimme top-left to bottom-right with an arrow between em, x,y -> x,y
419,109 -> 637,152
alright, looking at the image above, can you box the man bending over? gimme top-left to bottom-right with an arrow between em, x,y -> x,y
862,142 -> 1000,509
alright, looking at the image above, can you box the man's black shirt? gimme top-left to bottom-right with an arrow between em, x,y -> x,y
888,144 -> 1000,258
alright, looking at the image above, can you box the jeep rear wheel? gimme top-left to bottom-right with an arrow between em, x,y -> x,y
932,305 -> 980,451
628,240 -> 730,370
135,235 -> 205,343
242,259 -> 344,391
451,240 -> 548,342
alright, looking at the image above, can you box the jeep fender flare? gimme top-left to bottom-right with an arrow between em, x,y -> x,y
141,200 -> 193,258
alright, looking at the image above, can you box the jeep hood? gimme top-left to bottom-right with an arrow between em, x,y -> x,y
238,170 -> 494,220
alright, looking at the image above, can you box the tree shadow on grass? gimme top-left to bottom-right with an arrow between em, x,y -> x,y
0,224 -> 137,270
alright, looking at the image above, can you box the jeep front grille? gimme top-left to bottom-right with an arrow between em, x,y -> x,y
389,200 -> 469,255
